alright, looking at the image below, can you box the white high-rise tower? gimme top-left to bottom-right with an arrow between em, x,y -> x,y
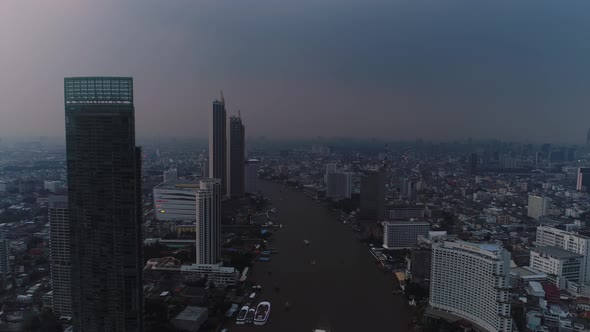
195,179 -> 221,264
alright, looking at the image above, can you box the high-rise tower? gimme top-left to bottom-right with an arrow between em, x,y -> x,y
65,77 -> 143,331
227,114 -> 245,197
195,179 -> 222,264
209,92 -> 227,195
49,195 -> 71,319
358,167 -> 386,221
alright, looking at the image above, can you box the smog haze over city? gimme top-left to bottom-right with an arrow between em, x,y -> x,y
2,0 -> 590,142
4,1 -> 590,332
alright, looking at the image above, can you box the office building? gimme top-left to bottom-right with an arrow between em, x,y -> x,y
245,159 -> 259,194
530,246 -> 582,289
196,179 -> 221,264
527,195 -> 551,220
430,241 -> 512,332
469,153 -> 478,175
577,167 -> 590,192
163,168 -> 178,183
65,77 -> 143,331
209,92 -> 227,195
358,167 -> 386,221
400,178 -> 417,201
227,115 -> 245,197
324,164 -> 337,183
181,263 -> 239,287
153,181 -> 201,221
326,172 -> 352,199
0,232 -> 9,290
49,195 -> 71,318
536,225 -> 590,283
44,180 -> 64,192
382,221 -> 430,249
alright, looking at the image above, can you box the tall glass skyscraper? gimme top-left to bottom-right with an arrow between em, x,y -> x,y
227,114 -> 245,197
65,77 -> 143,331
209,92 -> 227,195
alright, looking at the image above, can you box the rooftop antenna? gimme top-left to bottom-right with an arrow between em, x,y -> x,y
220,90 -> 225,103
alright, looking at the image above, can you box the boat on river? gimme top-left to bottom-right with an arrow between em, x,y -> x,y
254,301 -> 271,325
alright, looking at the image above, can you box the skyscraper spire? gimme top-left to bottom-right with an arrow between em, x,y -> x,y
220,90 -> 225,104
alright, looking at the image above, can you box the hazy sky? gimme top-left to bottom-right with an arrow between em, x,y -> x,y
1,0 -> 590,142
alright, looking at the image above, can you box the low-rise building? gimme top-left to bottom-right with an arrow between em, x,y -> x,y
530,246 -> 582,289
181,263 -> 239,287
382,220 -> 430,249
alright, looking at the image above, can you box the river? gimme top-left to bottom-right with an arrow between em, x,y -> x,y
222,180 -> 412,331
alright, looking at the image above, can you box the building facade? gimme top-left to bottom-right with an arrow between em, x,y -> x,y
430,241 -> 512,332
528,195 -> 551,220
227,115 -> 245,197
196,179 -> 221,264
326,172 -> 352,199
209,93 -> 227,195
358,167 -> 386,221
0,232 -> 9,291
577,167 -> 590,192
245,159 -> 259,194
530,246 -> 582,289
382,221 -> 430,249
181,263 -> 239,287
65,77 -> 143,331
163,168 -> 178,183
536,226 -> 590,283
153,181 -> 200,221
49,195 -> 71,318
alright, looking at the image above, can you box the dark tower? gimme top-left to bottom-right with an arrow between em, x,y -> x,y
209,91 -> 227,195
358,167 -> 386,222
469,153 -> 478,175
227,113 -> 245,197
65,77 -> 143,331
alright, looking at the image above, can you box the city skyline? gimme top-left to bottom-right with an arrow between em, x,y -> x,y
2,1 -> 590,142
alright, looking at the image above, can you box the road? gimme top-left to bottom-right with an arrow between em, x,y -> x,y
222,180 -> 412,331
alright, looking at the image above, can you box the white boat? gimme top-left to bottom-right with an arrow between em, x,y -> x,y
245,308 -> 256,324
304,240 -> 310,245
253,301 -> 271,325
236,305 -> 249,324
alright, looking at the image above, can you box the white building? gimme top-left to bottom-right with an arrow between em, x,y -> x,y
430,241 -> 512,332
48,195 -> 71,318
181,263 -> 239,287
382,221 -> 430,249
530,246 -> 582,289
326,172 -> 352,199
528,195 -> 551,220
536,225 -> 590,283
245,159 -> 259,194
153,181 -> 200,221
163,168 -> 178,183
195,179 -> 221,264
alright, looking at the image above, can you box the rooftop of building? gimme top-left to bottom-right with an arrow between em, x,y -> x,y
533,246 -> 583,259
510,266 -> 547,277
441,240 -> 503,254
154,180 -> 201,191
382,220 -> 430,226
175,305 -> 207,319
